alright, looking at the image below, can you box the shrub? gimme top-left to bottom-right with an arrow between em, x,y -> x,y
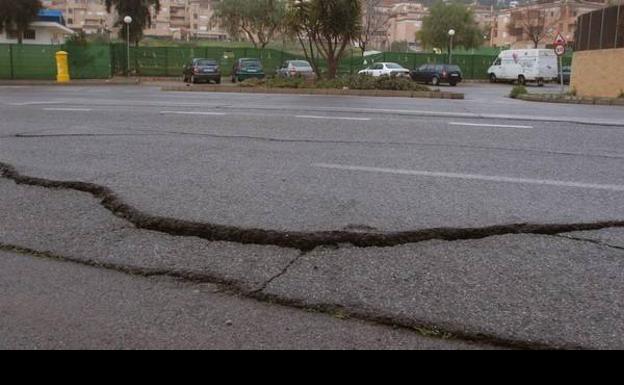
509,85 -> 528,99
241,74 -> 430,92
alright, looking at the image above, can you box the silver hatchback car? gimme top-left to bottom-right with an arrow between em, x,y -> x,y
276,60 -> 317,80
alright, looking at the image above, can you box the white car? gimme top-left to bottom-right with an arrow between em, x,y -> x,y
358,62 -> 410,77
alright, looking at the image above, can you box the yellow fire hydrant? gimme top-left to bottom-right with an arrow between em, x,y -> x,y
55,51 -> 70,83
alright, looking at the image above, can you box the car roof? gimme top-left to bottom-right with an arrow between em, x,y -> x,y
193,58 -> 217,62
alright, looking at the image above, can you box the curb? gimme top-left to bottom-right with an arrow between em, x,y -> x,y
162,85 -> 465,100
0,78 -> 142,86
518,93 -> 624,106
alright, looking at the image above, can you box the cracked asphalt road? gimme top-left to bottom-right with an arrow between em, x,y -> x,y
1,84 -> 624,349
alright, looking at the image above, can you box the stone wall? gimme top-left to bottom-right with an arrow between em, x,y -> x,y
571,48 -> 624,98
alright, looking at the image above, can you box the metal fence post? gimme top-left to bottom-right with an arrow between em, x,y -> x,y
9,44 -> 14,80
599,8 -> 606,49
587,11 -> 593,50
616,1 -> 622,48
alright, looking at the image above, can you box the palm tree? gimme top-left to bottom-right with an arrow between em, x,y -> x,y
0,0 -> 43,44
105,0 -> 161,46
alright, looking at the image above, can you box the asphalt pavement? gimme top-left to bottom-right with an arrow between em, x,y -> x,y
1,83 -> 623,349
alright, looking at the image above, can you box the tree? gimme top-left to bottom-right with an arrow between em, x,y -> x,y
105,0 -> 160,47
287,0 -> 361,79
0,0 -> 42,44
507,6 -> 556,49
358,0 -> 388,52
212,0 -> 286,49
418,1 -> 482,51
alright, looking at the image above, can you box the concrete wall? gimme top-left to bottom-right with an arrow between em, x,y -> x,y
571,48 -> 624,98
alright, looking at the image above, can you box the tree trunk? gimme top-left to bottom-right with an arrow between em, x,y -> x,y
18,31 -> 23,45
326,56 -> 338,80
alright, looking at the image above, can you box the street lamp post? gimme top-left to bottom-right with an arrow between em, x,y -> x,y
448,29 -> 456,64
124,16 -> 133,76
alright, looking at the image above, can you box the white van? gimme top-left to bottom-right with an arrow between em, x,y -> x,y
487,49 -> 558,87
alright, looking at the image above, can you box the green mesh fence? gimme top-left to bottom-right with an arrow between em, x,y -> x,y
0,45 -> 11,79
0,43 -> 574,80
10,45 -> 58,79
65,44 -> 112,79
0,43 -> 112,80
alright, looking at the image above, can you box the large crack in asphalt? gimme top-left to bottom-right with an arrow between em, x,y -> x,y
0,242 -> 580,350
1,160 -> 624,252
2,159 -> 614,349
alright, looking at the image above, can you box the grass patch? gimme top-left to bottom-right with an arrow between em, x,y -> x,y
509,85 -> 528,99
240,75 -> 430,92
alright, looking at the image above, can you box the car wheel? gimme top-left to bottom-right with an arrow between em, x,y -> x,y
537,78 -> 544,87
449,81 -> 457,87
232,76 -> 236,83
431,76 -> 440,86
489,73 -> 497,83
518,75 -> 526,86
216,78 -> 221,85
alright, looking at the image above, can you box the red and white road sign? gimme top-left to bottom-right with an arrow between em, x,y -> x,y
553,33 -> 567,56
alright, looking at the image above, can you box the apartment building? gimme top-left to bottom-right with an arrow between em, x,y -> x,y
43,0 -> 113,35
43,0 -> 227,40
145,0 -> 227,40
490,0 -> 606,48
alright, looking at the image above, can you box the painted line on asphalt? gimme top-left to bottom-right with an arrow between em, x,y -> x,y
43,108 -> 93,112
313,163 -> 624,192
296,115 -> 371,121
160,111 -> 227,116
9,101 -> 63,106
449,122 -> 534,129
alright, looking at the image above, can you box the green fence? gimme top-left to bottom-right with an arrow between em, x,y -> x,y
110,45 -> 501,79
1,43 -> 573,80
110,44 -> 300,77
0,43 -> 112,80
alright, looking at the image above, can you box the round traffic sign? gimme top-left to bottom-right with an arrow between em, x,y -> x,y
555,45 -> 566,56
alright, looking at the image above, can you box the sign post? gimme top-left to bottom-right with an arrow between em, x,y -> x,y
553,33 -> 567,94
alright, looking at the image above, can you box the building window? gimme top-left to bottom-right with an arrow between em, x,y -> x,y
24,30 -> 36,40
7,30 -> 19,40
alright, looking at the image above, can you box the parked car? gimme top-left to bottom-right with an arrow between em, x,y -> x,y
358,62 -> 410,77
560,65 -> 571,85
410,64 -> 463,86
276,60 -> 317,80
487,49 -> 557,87
183,58 -> 221,84
232,58 -> 265,83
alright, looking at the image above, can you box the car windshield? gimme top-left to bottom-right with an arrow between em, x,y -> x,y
196,60 -> 216,66
242,60 -> 262,68
385,63 -> 404,69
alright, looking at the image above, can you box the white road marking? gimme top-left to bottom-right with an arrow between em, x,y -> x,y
313,163 -> 624,192
296,115 -> 371,121
449,122 -> 533,129
160,111 -> 227,116
43,108 -> 92,112
9,101 -> 63,106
